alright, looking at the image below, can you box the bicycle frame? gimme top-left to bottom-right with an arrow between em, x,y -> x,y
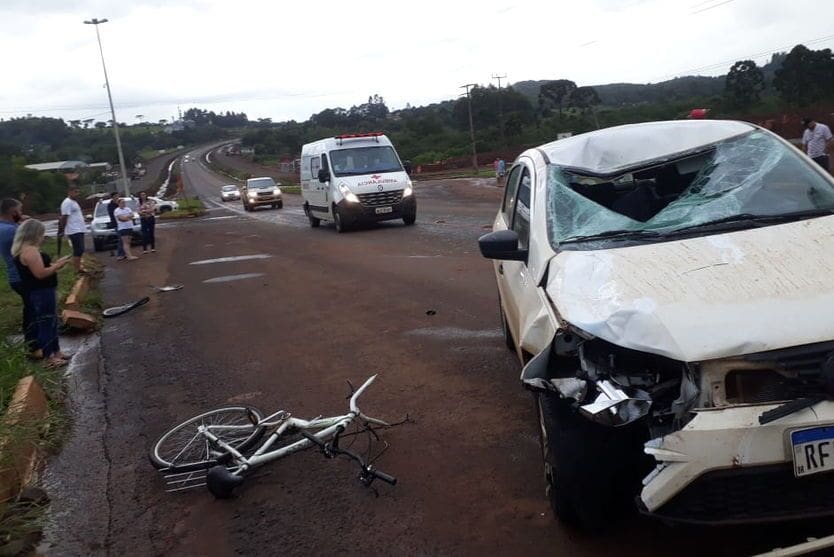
197,375 -> 388,474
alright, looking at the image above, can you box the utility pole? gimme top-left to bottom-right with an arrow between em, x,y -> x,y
84,18 -> 130,196
491,74 -> 507,147
460,84 -> 478,174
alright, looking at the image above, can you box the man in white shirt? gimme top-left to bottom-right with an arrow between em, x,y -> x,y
802,117 -> 833,173
58,186 -> 86,273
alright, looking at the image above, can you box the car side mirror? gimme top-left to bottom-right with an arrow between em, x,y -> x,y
403,160 -> 413,175
318,169 -> 330,183
478,229 -> 528,261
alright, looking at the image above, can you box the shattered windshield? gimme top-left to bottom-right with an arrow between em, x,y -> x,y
547,130 -> 834,248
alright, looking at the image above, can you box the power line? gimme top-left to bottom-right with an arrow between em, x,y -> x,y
460,84 -> 478,174
653,33 -> 834,82
690,0 -> 736,15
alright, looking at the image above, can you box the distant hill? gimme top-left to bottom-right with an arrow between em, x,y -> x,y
512,54 -> 786,107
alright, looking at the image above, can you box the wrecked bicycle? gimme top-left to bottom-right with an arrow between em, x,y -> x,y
149,375 -> 398,497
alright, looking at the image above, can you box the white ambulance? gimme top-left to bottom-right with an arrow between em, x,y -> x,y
300,133 -> 416,232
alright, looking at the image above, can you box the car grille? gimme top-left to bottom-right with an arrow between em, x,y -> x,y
256,191 -> 273,197
644,464 -> 834,524
357,190 -> 403,207
727,341 -> 834,404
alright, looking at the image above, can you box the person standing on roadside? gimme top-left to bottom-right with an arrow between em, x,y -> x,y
58,185 -> 86,273
113,198 -> 138,261
138,191 -> 157,254
12,219 -> 72,367
106,191 -> 124,258
802,117 -> 833,173
0,198 -> 36,352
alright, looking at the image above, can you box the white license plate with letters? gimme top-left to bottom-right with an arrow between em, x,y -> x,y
791,426 -> 834,477
375,206 -> 393,214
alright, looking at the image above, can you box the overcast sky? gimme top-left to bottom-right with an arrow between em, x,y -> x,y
2,0 -> 834,125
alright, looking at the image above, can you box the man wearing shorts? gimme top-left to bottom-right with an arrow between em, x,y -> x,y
59,186 -> 86,273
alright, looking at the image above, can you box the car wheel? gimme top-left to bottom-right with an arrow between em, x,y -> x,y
305,204 -> 320,228
498,297 -> 514,351
536,392 -> 650,533
333,205 -> 347,233
403,212 -> 416,226
160,206 -> 172,213
93,238 -> 104,252
276,200 -> 283,209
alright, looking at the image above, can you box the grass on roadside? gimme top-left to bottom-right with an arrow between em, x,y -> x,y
0,242 -> 102,554
159,197 -> 207,219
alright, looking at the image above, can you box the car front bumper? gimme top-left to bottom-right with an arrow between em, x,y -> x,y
336,195 -> 416,225
221,194 -> 240,200
246,193 -> 281,206
641,401 -> 834,523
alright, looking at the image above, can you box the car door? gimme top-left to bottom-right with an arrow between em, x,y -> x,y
308,154 -> 325,210
495,165 -> 522,338
500,161 -> 540,356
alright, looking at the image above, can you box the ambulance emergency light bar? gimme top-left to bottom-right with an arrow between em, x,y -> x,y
335,132 -> 383,145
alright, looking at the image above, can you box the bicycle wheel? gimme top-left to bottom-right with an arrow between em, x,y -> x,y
150,406 -> 266,472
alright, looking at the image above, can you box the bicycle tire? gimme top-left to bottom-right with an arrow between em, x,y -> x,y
102,296 -> 150,318
150,406 -> 266,473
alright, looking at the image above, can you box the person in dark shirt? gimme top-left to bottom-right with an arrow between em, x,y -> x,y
12,219 -> 71,367
0,198 -> 35,351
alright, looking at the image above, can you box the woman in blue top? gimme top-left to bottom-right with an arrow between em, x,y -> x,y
12,219 -> 71,367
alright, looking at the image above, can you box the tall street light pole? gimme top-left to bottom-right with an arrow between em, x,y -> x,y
84,18 -> 130,196
460,84 -> 478,174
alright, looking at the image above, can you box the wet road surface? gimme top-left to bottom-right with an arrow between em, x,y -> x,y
41,146 -> 834,556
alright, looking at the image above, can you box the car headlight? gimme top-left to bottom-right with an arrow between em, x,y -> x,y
248,192 -> 257,198
403,181 -> 413,197
274,188 -> 281,195
339,183 -> 359,203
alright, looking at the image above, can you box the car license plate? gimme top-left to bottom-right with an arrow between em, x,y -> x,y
791,426 -> 834,477
375,206 -> 393,214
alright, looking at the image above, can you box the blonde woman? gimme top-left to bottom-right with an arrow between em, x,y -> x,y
12,219 -> 71,367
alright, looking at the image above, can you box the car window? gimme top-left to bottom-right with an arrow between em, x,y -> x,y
512,167 -> 532,250
502,165 -> 522,220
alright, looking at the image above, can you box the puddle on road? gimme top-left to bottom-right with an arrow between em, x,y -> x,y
406,327 -> 502,340
203,273 -> 265,283
189,254 -> 272,265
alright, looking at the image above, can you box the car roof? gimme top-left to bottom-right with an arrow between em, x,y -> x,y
537,120 -> 755,176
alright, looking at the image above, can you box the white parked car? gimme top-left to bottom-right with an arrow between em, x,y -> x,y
148,196 -> 178,214
220,184 -> 241,201
478,120 -> 834,530
90,197 -> 142,251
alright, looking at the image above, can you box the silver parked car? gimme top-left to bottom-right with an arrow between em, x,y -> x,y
90,197 -> 142,251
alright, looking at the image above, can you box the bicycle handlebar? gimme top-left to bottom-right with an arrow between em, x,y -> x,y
349,375 -> 377,414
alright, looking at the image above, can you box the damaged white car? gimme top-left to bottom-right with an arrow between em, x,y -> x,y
479,120 -> 834,531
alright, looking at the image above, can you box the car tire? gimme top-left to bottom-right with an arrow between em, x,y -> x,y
536,392 -> 650,533
333,205 -> 347,233
403,212 -> 416,226
276,200 -> 283,209
498,297 -> 514,351
93,238 -> 105,252
305,204 -> 320,228
160,206 -> 172,213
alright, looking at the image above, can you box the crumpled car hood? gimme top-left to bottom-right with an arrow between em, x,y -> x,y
546,216 -> 834,362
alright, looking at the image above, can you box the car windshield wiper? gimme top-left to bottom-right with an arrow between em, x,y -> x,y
562,229 -> 663,243
671,209 -> 834,235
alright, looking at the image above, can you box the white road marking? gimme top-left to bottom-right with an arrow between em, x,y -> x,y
203,273 -> 265,284
189,254 -> 272,265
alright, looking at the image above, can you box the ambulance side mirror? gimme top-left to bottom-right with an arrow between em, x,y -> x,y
403,161 -> 413,175
318,169 -> 330,183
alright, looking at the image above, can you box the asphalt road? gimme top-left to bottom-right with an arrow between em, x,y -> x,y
41,146 -> 833,556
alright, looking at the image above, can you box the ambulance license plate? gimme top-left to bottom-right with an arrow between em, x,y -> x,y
791,426 -> 834,477
375,206 -> 393,214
